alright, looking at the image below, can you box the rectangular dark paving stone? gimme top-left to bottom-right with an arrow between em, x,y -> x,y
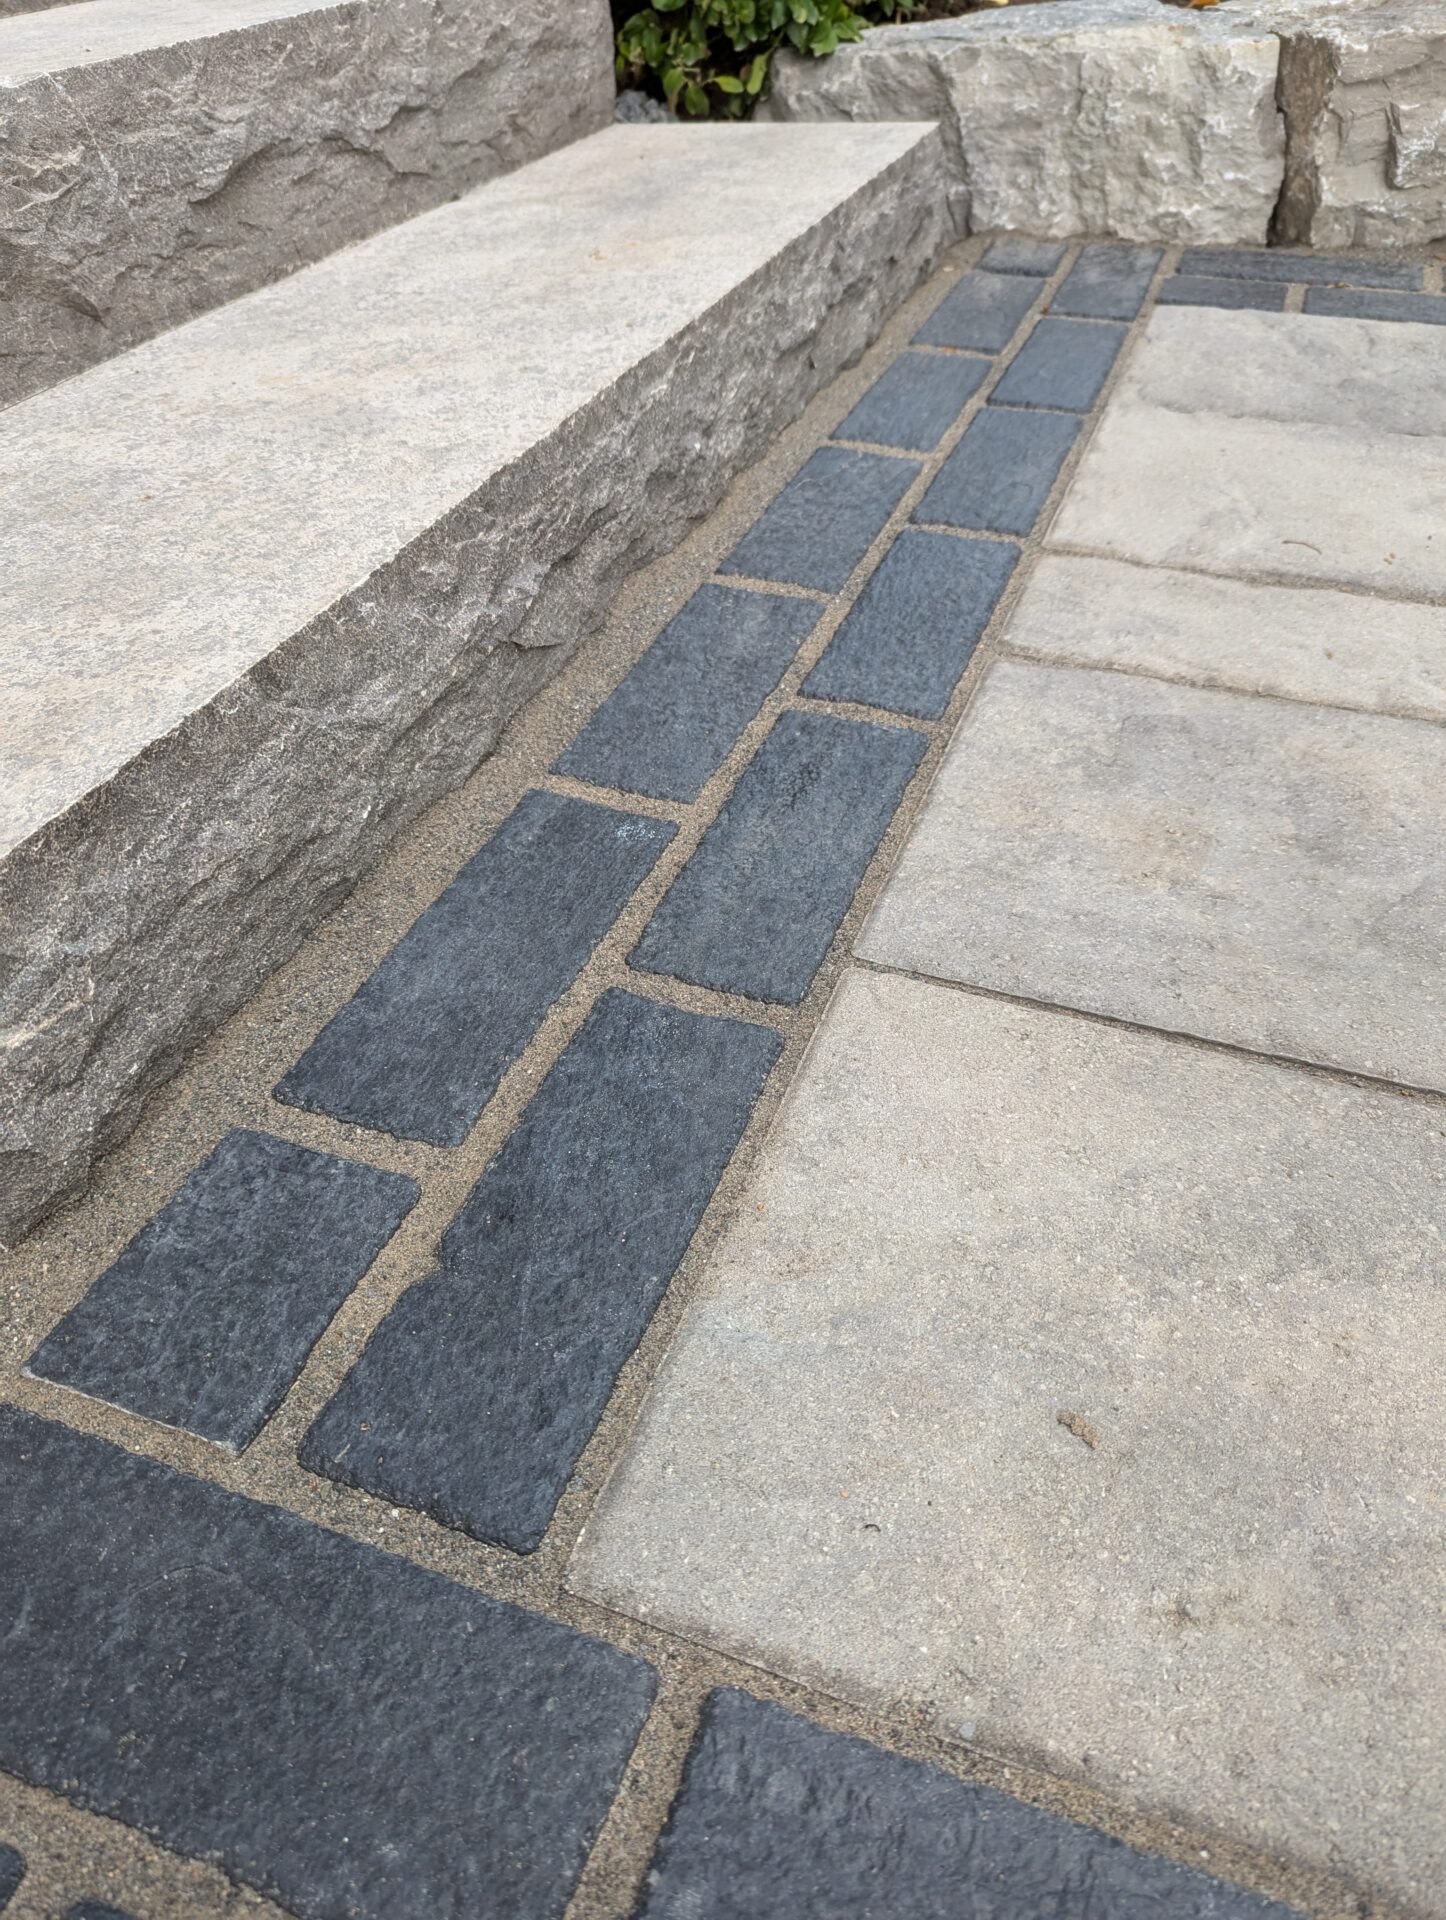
0,1409 -> 654,1920
914,406 -> 1079,536
803,528 -> 1018,721
631,710 -> 925,1004
833,349 -> 989,452
0,1847 -> 20,1912
1304,286 -> 1446,326
64,1906 -> 139,1920
717,445 -> 918,593
1050,243 -> 1162,320
913,269 -> 1043,352
980,236 -> 1068,276
301,989 -> 781,1551
26,1129 -> 418,1452
638,1690 -> 1306,1920
275,790 -> 674,1145
554,584 -> 817,803
1180,246 -> 1425,291
990,316 -> 1127,411
1158,274 -> 1289,312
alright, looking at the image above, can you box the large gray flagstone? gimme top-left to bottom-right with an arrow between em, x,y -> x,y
855,659 -> 1446,1090
570,969 -> 1446,1913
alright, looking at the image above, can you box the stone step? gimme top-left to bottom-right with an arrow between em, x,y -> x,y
0,0 -> 614,406
0,118 -> 952,1247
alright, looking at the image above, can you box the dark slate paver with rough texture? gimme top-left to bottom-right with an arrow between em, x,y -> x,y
63,1905 -> 140,1920
991,317 -> 1127,411
717,445 -> 918,592
1180,247 -> 1424,290
834,349 -> 989,451
0,1848 -> 21,1912
981,236 -> 1067,276
804,528 -> 1017,720
631,710 -> 924,1004
26,1130 -> 419,1451
0,1409 -> 655,1920
912,269 -> 1042,352
1051,244 -> 1162,320
276,791 -> 673,1144
915,407 -> 1079,536
1303,287 -> 1446,325
301,990 -> 781,1551
1158,275 -> 1288,311
555,585 -> 817,802
638,1691 -> 1306,1920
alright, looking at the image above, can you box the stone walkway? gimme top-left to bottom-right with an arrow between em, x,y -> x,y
1,236 -> 1442,1920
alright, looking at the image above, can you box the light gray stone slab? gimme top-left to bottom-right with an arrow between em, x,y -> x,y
570,968 -> 1446,1914
0,120 -> 954,1246
0,0 -> 615,405
1005,553 -> 1446,721
856,659 -> 1446,1089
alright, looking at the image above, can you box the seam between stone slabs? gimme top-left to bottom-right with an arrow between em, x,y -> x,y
1045,537 -> 1446,614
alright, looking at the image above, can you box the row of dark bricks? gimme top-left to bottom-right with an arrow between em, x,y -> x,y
0,1853 -> 131,1920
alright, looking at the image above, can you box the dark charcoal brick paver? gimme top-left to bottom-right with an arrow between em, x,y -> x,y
555,585 -> 817,802
804,529 -> 1018,721
1158,274 -> 1289,312
1051,244 -> 1163,320
833,350 -> 989,452
718,446 -> 918,593
276,790 -> 673,1145
26,1130 -> 418,1452
63,1905 -> 140,1920
915,406 -> 1079,537
632,710 -> 925,1005
981,236 -> 1068,276
1304,286 -> 1446,326
1180,246 -> 1425,291
0,1847 -> 21,1912
0,1409 -> 654,1920
990,316 -> 1127,411
913,270 -> 1043,352
302,990 -> 781,1551
638,1691 -> 1307,1920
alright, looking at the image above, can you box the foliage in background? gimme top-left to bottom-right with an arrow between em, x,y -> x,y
614,0 -> 922,120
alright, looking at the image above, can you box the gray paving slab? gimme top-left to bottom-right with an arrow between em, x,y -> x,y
275,791 -> 673,1145
1303,286 -> 1446,326
1157,274 -> 1288,311
912,270 -> 1043,351
1179,246 -> 1425,290
1049,244 -> 1162,320
0,1848 -> 19,1911
717,444 -> 920,592
25,1129 -> 419,1452
571,970 -> 1446,1913
301,990 -> 781,1551
640,1691 -> 1303,1920
980,236 -> 1068,277
856,659 -> 1446,1088
833,349 -> 990,452
0,1408 -> 655,1920
804,528 -> 1018,720
915,407 -> 1079,536
990,316 -> 1127,412
630,710 -> 925,1005
554,584 -> 817,802
1003,553 -> 1446,723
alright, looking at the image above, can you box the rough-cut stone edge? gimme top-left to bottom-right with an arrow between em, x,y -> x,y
0,125 -> 956,1248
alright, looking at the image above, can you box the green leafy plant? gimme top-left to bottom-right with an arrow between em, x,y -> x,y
616,0 -> 921,121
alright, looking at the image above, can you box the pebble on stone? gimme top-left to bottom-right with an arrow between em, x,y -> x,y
0,1409 -> 655,1920
275,790 -> 674,1145
0,1847 -> 22,1912
1180,247 -> 1425,291
1157,274 -> 1289,311
300,989 -> 781,1552
990,316 -> 1128,411
980,237 -> 1068,277
555,584 -> 817,802
1303,287 -> 1446,326
25,1130 -> 419,1453
718,444 -> 919,592
914,407 -> 1079,536
630,709 -> 925,1004
833,349 -> 989,452
912,269 -> 1043,352
1050,244 -> 1162,320
638,1691 -> 1305,1919
804,529 -> 1018,721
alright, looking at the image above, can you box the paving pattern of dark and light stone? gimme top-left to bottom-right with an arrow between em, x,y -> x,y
3,234 -> 1442,1920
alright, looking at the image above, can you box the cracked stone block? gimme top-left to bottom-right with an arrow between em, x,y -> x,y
0,0 -> 615,405
913,269 -> 1043,350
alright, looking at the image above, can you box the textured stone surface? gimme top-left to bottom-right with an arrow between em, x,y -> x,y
276,791 -> 673,1143
1305,283 -> 1446,321
764,0 -> 1284,243
913,269 -> 1042,350
1178,243 -> 1425,287
571,971 -> 1446,1913
718,445 -> 919,591
0,0 -> 615,406
990,317 -> 1127,411
804,528 -> 1018,720
915,407 -> 1079,535
0,119 -> 952,1247
0,1848 -> 19,1911
302,990 -> 781,1551
834,348 -> 988,451
631,711 -> 925,1005
1004,553 -> 1446,721
1158,273 -> 1288,309
63,1906 -> 138,1920
1051,243 -> 1163,319
860,659 -> 1446,1088
0,1407 -> 656,1919
980,235 -> 1067,275
640,1692 -> 1304,1920
26,1129 -> 418,1450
